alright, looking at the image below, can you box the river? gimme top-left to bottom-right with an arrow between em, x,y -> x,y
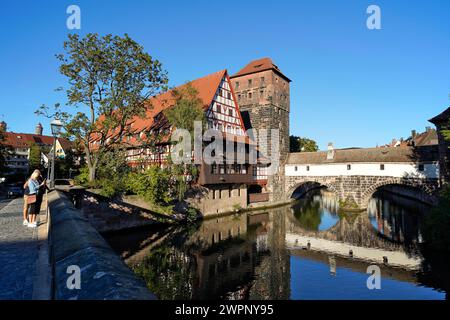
106,188 -> 448,300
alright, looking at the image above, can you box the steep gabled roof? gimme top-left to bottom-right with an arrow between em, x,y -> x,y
230,57 -> 291,82
92,69 -> 228,147
131,69 -> 227,133
429,107 -> 450,124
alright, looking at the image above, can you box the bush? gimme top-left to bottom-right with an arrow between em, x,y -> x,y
74,165 -> 90,186
423,185 -> 450,254
125,166 -> 171,205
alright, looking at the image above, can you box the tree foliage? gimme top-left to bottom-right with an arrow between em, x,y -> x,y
36,33 -> 168,182
289,135 -> 319,152
0,127 -> 10,175
125,166 -> 171,205
28,143 -> 43,174
423,185 -> 450,254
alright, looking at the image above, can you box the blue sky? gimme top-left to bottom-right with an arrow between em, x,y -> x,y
0,0 -> 448,150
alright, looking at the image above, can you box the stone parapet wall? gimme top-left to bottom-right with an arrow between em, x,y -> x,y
47,191 -> 156,300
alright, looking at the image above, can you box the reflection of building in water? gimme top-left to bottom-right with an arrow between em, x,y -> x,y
367,191 -> 426,245
138,211 -> 291,300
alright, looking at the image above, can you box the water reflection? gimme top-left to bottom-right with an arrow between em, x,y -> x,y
291,189 -> 340,231
106,189 -> 447,300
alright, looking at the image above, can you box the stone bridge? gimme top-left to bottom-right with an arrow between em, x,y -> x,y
284,145 -> 441,209
285,175 -> 439,209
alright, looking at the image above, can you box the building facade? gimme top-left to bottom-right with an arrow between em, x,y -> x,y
230,58 -> 291,202
429,107 -> 450,184
1,122 -> 72,174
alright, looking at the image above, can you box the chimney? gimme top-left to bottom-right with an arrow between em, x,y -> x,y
35,123 -> 43,135
425,126 -> 431,133
327,143 -> 335,160
411,130 -> 417,138
0,121 -> 6,132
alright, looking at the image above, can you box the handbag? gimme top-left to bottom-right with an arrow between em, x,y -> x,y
27,194 -> 37,204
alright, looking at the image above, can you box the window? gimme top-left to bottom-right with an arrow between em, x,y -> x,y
216,104 -> 221,113
260,90 -> 264,98
380,164 -> 385,170
219,165 -> 225,174
235,82 -> 239,89
212,189 -> 216,200
294,166 -> 298,171
347,164 -> 351,170
248,79 -> 252,86
238,94 -> 241,101
227,92 -> 231,99
229,109 -> 233,116
306,166 -> 310,171
249,92 -> 252,99
229,186 -> 232,197
211,164 -> 218,174
260,76 -> 265,84
418,164 -> 425,171
219,89 -> 223,96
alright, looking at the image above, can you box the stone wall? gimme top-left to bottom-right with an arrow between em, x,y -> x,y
285,175 -> 439,209
231,69 -> 290,203
47,191 -> 156,300
186,184 -> 248,216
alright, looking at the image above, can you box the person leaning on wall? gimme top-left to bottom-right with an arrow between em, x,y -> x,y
24,170 -> 45,228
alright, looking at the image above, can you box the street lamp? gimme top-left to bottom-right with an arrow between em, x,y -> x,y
49,118 -> 63,189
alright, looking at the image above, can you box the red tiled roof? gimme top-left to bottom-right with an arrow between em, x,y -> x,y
92,69 -> 228,147
3,132 -> 72,150
230,57 -> 291,82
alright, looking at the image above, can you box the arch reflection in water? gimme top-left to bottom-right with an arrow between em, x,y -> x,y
105,189 -> 446,300
290,189 -> 340,231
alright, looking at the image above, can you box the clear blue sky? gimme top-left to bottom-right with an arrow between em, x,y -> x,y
0,0 -> 448,150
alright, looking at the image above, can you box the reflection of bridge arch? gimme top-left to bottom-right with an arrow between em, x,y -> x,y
287,180 -> 338,200
360,178 -> 438,209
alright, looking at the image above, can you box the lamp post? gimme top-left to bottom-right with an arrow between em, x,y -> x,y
50,118 -> 63,189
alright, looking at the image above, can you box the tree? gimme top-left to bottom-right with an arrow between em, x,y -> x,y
28,143 -> 43,174
290,135 -> 319,152
164,83 -> 205,200
0,127 -> 10,175
36,33 -> 168,182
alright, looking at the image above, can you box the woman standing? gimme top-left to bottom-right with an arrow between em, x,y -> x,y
26,171 -> 41,228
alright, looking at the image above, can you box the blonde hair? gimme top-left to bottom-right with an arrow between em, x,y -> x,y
31,170 -> 40,180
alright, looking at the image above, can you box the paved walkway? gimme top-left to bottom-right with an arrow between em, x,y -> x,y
0,198 -> 39,300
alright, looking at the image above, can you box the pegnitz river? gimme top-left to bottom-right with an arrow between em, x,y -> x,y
106,188 -> 448,300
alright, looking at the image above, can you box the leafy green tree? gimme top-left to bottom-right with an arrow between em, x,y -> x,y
125,166 -> 171,205
28,143 -> 43,173
0,127 -> 10,175
164,83 -> 205,200
290,135 -> 319,152
165,83 -> 206,137
423,185 -> 450,254
36,33 -> 168,183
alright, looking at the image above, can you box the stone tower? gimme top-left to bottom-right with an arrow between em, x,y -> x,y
230,58 -> 291,201
35,123 -> 43,135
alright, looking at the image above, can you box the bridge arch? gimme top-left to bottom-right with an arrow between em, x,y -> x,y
287,180 -> 339,200
360,178 -> 438,208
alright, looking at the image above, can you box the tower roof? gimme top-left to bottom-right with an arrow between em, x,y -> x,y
429,107 -> 450,124
231,57 -> 291,82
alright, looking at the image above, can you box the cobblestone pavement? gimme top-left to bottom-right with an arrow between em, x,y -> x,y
0,198 -> 38,300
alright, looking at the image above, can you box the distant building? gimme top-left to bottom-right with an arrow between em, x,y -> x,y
1,122 -> 73,174
380,127 -> 438,148
429,107 -> 450,184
